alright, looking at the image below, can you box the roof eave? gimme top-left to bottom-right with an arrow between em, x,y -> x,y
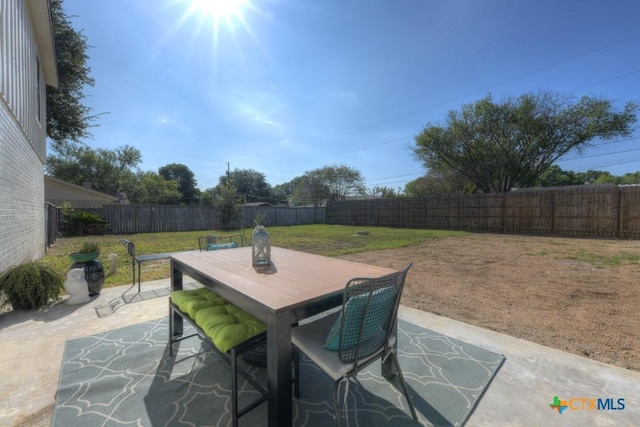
27,0 -> 59,87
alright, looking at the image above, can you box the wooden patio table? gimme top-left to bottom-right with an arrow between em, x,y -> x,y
170,246 -> 397,427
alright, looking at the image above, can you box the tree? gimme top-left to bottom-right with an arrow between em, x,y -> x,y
319,164 -> 365,201
290,172 -> 329,207
287,164 -> 365,206
214,181 -> 245,229
534,165 -> 580,187
218,168 -> 272,203
413,92 -> 638,193
358,185 -> 401,198
120,171 -> 181,204
272,181 -> 297,205
47,0 -> 98,148
405,168 -> 474,196
158,163 -> 200,204
533,166 -> 635,187
617,172 -> 640,185
46,144 -> 142,194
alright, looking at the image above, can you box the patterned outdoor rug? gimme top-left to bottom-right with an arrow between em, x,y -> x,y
52,318 -> 504,427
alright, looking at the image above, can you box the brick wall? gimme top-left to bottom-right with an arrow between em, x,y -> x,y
0,99 -> 45,272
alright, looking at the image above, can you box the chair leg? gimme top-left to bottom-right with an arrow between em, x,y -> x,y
231,348 -> 239,427
332,379 -> 344,427
137,261 -> 142,293
131,260 -> 135,288
390,354 -> 418,422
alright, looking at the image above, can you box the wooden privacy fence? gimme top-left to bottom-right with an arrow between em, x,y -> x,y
326,185 -> 640,239
45,202 -> 61,247
99,205 -> 325,234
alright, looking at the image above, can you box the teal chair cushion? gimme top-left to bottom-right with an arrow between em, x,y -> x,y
206,242 -> 238,251
323,287 -> 396,351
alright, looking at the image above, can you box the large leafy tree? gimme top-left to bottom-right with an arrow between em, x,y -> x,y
413,92 -> 638,193
288,164 -> 365,206
320,164 -> 365,201
218,168 -> 272,203
46,145 -> 141,194
290,172 -> 329,207
158,163 -> 200,204
47,0 -> 97,148
123,171 -> 182,204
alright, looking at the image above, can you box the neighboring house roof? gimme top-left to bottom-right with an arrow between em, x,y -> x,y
244,202 -> 272,207
45,176 -> 120,208
27,0 -> 58,87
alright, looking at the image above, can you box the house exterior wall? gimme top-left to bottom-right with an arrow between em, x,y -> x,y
0,0 -> 50,271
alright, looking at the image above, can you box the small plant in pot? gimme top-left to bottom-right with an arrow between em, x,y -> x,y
0,262 -> 63,310
69,241 -> 100,263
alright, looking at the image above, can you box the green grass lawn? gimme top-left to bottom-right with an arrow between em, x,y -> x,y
42,225 -> 467,289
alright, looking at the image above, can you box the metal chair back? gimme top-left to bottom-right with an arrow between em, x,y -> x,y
337,263 -> 412,365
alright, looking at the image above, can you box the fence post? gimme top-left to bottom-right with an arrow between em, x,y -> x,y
552,193 -> 557,234
502,193 -> 507,233
617,189 -> 623,238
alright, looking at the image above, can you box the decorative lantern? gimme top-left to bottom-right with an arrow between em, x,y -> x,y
252,225 -> 271,266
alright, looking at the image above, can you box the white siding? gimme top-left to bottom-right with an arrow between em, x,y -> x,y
1,0 -> 47,161
0,0 -> 49,270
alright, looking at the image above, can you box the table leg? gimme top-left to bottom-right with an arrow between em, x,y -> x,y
171,262 -> 184,336
266,311 -> 292,427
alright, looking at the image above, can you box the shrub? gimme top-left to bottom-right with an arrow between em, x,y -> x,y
0,262 -> 63,310
61,206 -> 108,236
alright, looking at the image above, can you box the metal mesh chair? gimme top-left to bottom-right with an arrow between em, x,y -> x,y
292,263 -> 417,426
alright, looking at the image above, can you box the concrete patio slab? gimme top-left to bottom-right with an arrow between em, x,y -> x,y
1,280 -> 638,426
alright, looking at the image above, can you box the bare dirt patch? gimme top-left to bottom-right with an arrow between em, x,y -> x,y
339,233 -> 640,371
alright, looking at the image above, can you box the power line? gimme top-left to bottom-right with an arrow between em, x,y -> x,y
352,127 -> 640,160
559,146 -> 640,163
568,67 -> 640,93
346,32 -> 640,135
347,70 -> 640,154
569,156 -> 640,172
365,172 -> 423,183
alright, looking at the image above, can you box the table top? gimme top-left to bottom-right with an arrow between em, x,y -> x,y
171,246 -> 396,314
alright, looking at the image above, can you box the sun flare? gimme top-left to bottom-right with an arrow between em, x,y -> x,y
167,0 -> 261,65
189,0 -> 248,20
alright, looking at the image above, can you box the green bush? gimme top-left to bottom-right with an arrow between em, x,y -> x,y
0,262 -> 63,310
62,207 -> 108,236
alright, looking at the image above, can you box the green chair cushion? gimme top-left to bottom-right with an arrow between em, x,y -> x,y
171,288 -> 227,319
323,287 -> 396,351
195,305 -> 266,353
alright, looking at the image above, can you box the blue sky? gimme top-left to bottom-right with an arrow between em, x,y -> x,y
60,0 -> 640,191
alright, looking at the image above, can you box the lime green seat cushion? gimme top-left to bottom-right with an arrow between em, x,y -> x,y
171,288 -> 227,319
195,305 -> 266,353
